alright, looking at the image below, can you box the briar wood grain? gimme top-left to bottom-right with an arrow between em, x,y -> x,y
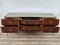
1,26 -> 19,33
42,18 -> 59,26
1,19 -> 19,25
42,26 -> 59,33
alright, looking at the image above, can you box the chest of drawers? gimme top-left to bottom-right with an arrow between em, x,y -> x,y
1,13 -> 59,33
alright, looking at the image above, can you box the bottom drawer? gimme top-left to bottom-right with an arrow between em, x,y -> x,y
42,26 -> 59,33
1,27 -> 19,33
21,26 -> 41,31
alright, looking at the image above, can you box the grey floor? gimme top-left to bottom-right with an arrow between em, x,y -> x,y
0,28 -> 60,45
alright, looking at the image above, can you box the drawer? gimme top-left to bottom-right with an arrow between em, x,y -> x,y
21,26 -> 41,31
21,19 -> 41,25
42,26 -> 59,33
1,19 -> 19,25
1,27 -> 19,33
43,18 -> 59,25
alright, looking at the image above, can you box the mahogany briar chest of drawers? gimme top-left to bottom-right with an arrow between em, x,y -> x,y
1,13 -> 59,33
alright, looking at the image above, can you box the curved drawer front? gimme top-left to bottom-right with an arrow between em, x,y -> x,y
43,18 -> 59,25
42,26 -> 59,33
1,27 -> 19,33
1,19 -> 19,25
21,26 -> 41,31
21,19 -> 41,25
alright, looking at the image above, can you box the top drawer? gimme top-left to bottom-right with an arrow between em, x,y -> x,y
21,19 -> 42,25
1,19 -> 19,25
43,18 -> 59,25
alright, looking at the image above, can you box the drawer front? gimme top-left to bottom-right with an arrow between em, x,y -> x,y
43,18 -> 59,25
1,27 -> 19,33
21,19 -> 41,25
42,26 -> 59,33
1,19 -> 19,25
21,26 -> 41,31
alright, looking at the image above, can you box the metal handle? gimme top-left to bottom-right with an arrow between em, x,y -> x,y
49,29 -> 52,31
9,29 -> 12,32
9,22 -> 12,24
49,22 -> 52,24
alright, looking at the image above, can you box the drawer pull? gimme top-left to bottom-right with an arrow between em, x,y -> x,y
20,18 -> 22,20
49,22 -> 52,24
9,29 -> 12,31
40,19 -> 42,20
48,29 -> 52,31
9,22 -> 12,24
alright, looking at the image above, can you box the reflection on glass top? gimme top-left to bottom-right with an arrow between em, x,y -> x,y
5,13 -> 56,18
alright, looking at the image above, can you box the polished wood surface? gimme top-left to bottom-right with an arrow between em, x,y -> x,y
1,19 -> 19,25
21,26 -> 41,31
21,19 -> 42,25
42,26 -> 59,33
42,18 -> 59,26
1,17 -> 59,33
1,26 -> 19,33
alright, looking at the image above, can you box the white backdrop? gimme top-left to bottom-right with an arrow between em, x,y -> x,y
0,0 -> 60,26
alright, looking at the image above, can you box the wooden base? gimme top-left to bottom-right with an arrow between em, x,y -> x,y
1,17 -> 59,33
